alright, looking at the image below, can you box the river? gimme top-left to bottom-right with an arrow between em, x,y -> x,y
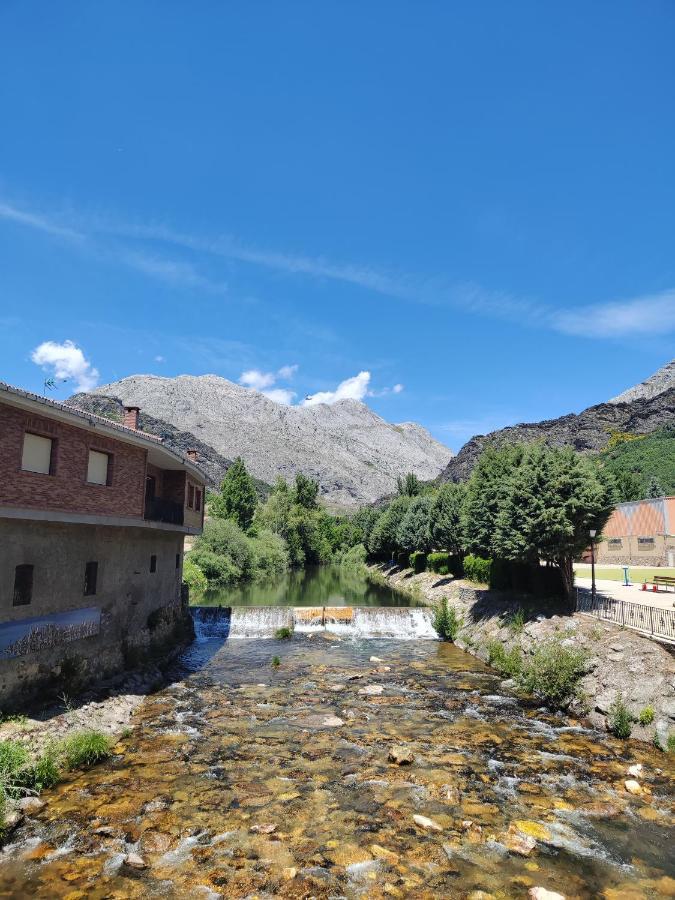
0,611 -> 673,898
195,564 -> 415,608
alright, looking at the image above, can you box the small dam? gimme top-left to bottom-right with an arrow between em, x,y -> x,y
191,605 -> 437,639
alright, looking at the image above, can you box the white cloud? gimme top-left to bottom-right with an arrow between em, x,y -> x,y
239,369 -> 277,390
31,340 -> 99,392
262,388 -> 296,405
552,289 -> 675,338
238,364 -> 299,404
154,355 -> 165,363
277,364 -> 298,380
303,371 -> 371,406
393,383 -> 404,394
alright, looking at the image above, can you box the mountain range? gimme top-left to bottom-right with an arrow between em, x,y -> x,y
440,359 -> 675,482
78,375 -> 454,507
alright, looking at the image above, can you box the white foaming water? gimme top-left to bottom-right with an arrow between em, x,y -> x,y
224,606 -> 437,639
228,607 -> 294,638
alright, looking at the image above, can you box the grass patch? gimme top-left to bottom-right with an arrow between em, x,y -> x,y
432,599 -> 461,641
573,566 -> 675,583
518,639 -> 588,709
504,607 -> 526,635
607,694 -> 633,739
486,640 -> 524,678
60,731 -> 113,770
274,626 -> 293,640
271,655 -> 281,668
638,705 -> 655,726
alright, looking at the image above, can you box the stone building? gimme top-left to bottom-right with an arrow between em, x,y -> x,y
597,496 -> 675,567
0,381 -> 206,708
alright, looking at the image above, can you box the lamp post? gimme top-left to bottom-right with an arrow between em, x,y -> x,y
589,529 -> 597,605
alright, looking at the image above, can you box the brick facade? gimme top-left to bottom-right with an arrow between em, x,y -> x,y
0,402 -> 146,518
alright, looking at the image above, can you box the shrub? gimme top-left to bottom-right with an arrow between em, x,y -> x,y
517,640 -> 588,709
486,640 -> 523,678
192,518 -> 254,584
505,608 -> 526,635
433,599 -> 461,641
607,695 -> 633,739
183,556 -> 208,594
409,551 -> 427,574
274,627 -> 293,640
463,554 -> 492,584
249,529 -> 290,580
428,552 -> 450,574
0,740 -> 30,797
271,656 -> 281,668
339,543 -> 367,570
638,705 -> 655,726
60,731 -> 113,769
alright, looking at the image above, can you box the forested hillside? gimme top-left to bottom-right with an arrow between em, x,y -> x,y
599,426 -> 675,501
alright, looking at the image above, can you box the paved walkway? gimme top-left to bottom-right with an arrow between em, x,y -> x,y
576,576 -> 675,611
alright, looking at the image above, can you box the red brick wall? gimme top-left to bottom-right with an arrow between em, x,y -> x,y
0,401 -> 146,518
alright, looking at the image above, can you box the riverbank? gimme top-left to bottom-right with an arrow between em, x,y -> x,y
368,563 -> 675,747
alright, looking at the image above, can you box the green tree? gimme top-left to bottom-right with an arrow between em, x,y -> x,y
397,495 -> 433,552
429,482 -> 465,554
293,473 -> 320,510
368,496 -> 411,557
493,445 -> 615,604
462,444 -> 524,557
351,506 -> 382,547
210,457 -> 258,531
613,468 -> 643,503
646,474 -> 665,498
397,472 -> 422,497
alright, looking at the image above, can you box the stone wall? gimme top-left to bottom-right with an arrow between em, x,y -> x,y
0,519 -> 193,710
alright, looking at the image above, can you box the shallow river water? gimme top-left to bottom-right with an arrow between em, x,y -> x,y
1,619 -> 674,899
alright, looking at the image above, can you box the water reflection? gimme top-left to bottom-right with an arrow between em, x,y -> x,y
195,565 -> 414,608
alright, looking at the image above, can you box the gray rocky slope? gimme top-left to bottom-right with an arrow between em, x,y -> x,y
441,359 -> 675,482
87,375 -> 453,506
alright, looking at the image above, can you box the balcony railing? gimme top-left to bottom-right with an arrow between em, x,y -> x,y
144,497 -> 184,525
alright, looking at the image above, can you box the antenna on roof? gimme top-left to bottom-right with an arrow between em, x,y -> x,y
43,377 -> 68,396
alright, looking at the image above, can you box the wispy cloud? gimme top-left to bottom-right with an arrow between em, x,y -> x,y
552,289 -> 675,338
3,196 -> 675,340
31,339 -> 99,392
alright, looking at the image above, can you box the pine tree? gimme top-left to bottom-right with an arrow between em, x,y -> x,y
210,457 -> 258,531
462,444 -> 524,557
396,496 -> 434,552
397,472 -> 422,497
429,482 -> 465,554
645,474 -> 665,498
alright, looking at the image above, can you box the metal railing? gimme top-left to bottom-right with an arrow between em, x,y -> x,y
576,589 -> 675,643
144,497 -> 184,525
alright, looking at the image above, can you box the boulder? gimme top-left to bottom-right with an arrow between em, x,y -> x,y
388,745 -> 414,765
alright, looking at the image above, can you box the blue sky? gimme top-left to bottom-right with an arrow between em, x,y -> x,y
1,1 -> 673,450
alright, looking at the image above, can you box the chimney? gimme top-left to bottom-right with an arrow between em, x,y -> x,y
123,406 -> 140,430
186,448 -> 199,462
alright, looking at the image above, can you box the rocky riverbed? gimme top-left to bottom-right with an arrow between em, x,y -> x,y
371,565 -> 675,746
0,624 -> 673,898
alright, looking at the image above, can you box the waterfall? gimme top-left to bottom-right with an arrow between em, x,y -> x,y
351,607 -> 437,639
191,605 -> 438,639
228,607 -> 294,639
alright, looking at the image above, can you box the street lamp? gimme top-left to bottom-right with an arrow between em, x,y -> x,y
589,529 -> 597,605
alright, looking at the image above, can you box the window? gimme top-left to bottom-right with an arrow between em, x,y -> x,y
175,553 -> 180,569
83,561 -> 98,596
638,537 -> 655,549
187,484 -> 195,509
13,565 -> 34,606
195,489 -> 202,512
87,450 -> 110,485
150,554 -> 157,573
21,433 -> 54,475
608,539 -> 622,550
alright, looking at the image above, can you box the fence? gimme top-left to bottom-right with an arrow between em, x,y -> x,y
576,589 -> 675,644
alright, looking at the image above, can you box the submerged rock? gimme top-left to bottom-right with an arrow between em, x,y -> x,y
529,889 -> 565,900
413,814 -> 442,831
358,685 -> 384,696
503,824 -> 537,857
123,852 -> 147,869
388,745 -> 414,765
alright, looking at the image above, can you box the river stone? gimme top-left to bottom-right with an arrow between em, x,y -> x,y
299,714 -> 345,728
370,656 -> 383,663
124,852 -> 148,869
529,890 -> 565,900
2,810 -> 23,832
18,796 -> 45,814
627,764 -> 643,778
503,824 -> 537,856
624,779 -> 642,795
388,745 -> 414,765
358,685 -> 384,696
413,814 -> 442,831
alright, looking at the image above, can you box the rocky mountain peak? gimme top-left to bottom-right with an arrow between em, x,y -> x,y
609,359 -> 675,404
